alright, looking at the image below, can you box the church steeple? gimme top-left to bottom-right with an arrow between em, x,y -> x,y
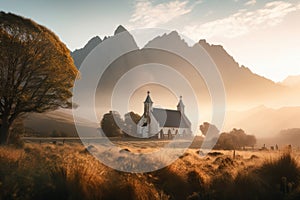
144,91 -> 153,104
144,91 -> 153,116
177,95 -> 185,113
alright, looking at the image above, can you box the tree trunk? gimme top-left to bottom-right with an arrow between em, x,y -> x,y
0,120 -> 10,145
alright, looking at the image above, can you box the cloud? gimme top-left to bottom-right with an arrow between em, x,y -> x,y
244,0 -> 256,6
129,0 -> 200,28
182,1 -> 300,40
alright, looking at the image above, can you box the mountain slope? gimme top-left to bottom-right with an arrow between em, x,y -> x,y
225,106 -> 300,138
114,25 -> 127,35
68,26 -> 300,139
71,25 -> 131,69
71,26 -> 300,109
24,109 -> 98,137
71,36 -> 102,68
143,32 -> 294,108
281,75 -> 300,87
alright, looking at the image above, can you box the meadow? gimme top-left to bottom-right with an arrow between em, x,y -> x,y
1,141 -> 300,200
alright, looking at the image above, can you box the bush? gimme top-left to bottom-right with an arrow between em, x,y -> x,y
208,153 -> 300,200
257,153 -> 300,193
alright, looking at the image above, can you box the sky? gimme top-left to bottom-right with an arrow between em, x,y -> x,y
1,0 -> 300,82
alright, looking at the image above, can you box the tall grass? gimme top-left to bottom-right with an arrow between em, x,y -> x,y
0,144 -> 300,199
208,153 -> 300,200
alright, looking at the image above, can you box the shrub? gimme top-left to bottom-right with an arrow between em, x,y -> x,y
257,153 -> 300,190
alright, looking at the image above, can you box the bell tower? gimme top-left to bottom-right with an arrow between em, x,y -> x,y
177,96 -> 185,113
144,91 -> 153,117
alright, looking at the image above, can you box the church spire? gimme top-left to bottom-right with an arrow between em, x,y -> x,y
144,91 -> 153,116
177,95 -> 185,113
144,91 -> 153,103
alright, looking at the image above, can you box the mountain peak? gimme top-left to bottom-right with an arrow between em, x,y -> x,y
199,39 -> 209,47
166,30 -> 185,41
114,25 -> 127,35
84,36 -> 102,48
144,30 -> 189,49
71,36 -> 102,68
168,30 -> 180,37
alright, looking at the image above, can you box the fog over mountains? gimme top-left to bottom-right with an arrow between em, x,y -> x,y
25,25 -> 300,138
281,75 -> 300,87
72,25 -> 299,109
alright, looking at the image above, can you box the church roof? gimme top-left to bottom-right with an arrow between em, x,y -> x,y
152,108 -> 190,128
144,91 -> 153,103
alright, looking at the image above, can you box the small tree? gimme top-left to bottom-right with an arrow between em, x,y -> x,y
124,111 -> 141,137
200,122 -> 219,140
230,128 -> 247,149
100,111 -> 124,137
0,12 -> 78,144
246,135 -> 256,148
214,128 -> 257,150
200,122 -> 209,136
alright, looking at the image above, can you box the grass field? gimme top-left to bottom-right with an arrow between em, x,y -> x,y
1,140 -> 300,200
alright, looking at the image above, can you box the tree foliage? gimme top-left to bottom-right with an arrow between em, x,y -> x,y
214,128 -> 256,150
124,111 -> 141,137
100,111 -> 124,137
0,12 -> 78,144
199,122 -> 220,140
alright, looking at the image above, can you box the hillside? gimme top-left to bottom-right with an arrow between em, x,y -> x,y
24,109 -> 98,137
224,106 -> 300,138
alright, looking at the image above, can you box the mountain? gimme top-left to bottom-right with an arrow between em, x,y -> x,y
281,75 -> 300,87
114,25 -> 127,35
71,25 -> 130,68
70,25 -> 300,109
71,36 -> 102,68
70,28 -> 287,109
256,128 -> 300,147
142,31 -> 297,108
224,106 -> 300,138
68,25 -> 300,139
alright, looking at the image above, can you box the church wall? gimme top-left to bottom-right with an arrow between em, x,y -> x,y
159,127 -> 191,139
136,92 -> 192,139
137,116 -> 148,138
149,114 -> 160,135
137,114 -> 160,138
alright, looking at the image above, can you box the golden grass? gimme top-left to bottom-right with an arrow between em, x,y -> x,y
0,143 -> 300,199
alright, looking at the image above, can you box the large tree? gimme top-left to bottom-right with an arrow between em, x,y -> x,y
0,12 -> 78,144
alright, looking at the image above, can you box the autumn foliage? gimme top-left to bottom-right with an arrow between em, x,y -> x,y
0,12 -> 78,144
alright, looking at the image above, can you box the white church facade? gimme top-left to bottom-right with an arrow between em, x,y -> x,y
137,91 -> 192,139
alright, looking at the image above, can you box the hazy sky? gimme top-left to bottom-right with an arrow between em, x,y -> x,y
1,0 -> 300,82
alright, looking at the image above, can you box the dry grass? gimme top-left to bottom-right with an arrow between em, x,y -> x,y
0,143 -> 300,200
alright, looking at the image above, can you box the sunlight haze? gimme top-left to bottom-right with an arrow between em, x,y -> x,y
1,0 -> 300,82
